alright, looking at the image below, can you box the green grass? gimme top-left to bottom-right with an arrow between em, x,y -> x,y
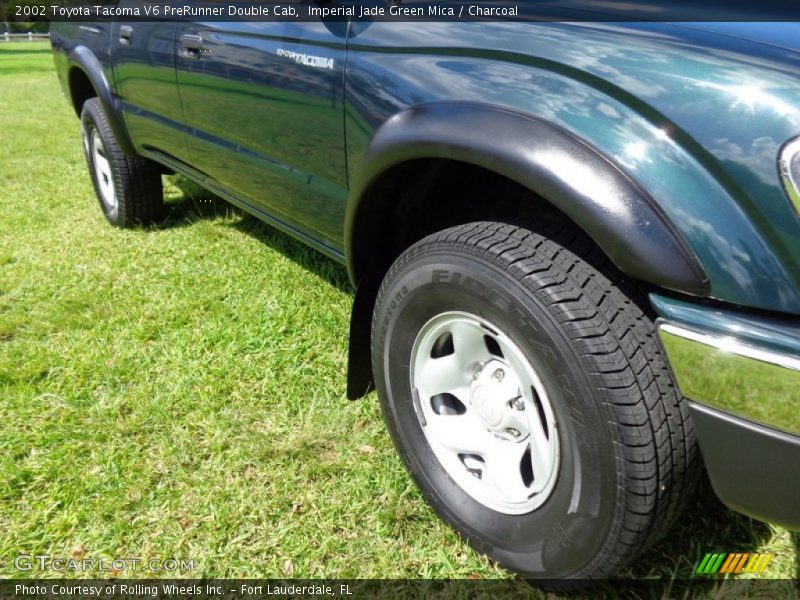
0,42 -> 797,594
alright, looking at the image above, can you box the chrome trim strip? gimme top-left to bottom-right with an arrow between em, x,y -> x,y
659,323 -> 800,372
658,321 -> 800,437
779,136 -> 800,216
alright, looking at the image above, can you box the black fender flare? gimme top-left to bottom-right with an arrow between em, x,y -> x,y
346,102 -> 708,294
68,46 -> 136,157
344,102 -> 709,399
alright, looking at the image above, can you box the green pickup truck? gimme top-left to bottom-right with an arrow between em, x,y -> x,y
52,11 -> 800,581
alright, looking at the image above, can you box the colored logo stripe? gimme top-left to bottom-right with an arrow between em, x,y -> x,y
696,552 -> 772,575
696,553 -> 726,574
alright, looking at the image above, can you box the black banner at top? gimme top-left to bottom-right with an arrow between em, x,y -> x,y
6,0 -> 800,23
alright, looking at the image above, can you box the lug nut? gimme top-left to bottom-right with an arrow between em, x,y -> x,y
492,368 -> 505,381
508,428 -> 521,438
511,397 -> 525,411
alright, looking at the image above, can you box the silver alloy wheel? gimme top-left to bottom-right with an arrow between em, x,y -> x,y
410,311 -> 560,514
89,129 -> 117,215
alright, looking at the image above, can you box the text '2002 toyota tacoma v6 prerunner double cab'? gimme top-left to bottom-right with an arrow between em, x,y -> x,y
51,6 -> 800,582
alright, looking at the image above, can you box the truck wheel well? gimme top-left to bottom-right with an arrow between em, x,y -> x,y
68,67 -> 96,117
346,158 -> 630,400
350,158 -> 601,286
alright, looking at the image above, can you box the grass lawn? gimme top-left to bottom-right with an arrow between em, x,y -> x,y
0,41 -> 797,594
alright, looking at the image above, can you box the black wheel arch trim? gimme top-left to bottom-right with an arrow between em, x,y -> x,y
68,46 -> 136,157
345,102 -> 709,295
344,102 -> 710,400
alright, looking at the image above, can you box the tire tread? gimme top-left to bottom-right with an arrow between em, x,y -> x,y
374,220 -> 699,579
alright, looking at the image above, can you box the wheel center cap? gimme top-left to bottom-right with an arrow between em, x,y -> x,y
471,387 -> 504,427
470,359 -> 520,430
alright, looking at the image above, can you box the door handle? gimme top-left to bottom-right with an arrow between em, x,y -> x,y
180,34 -> 204,59
119,25 -> 133,45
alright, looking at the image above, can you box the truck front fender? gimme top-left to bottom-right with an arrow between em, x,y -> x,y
344,102 -> 710,399
346,102 -> 709,296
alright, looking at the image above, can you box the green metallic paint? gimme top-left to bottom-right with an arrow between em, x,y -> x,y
344,22 -> 800,314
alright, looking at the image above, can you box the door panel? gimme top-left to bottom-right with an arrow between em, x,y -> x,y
112,5 -> 189,162
175,21 -> 348,251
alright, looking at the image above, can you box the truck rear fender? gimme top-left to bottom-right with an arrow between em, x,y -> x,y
67,46 -> 135,157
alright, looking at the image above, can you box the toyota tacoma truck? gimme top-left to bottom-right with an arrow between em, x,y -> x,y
51,10 -> 800,581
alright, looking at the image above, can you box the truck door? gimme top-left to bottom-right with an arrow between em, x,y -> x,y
175,20 -> 348,254
111,2 -> 190,163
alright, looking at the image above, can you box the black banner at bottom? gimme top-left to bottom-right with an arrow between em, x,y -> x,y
1,579 -> 799,600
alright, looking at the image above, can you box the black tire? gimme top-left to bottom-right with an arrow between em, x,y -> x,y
371,221 -> 698,582
80,98 -> 163,227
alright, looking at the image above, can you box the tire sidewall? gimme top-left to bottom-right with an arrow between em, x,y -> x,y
81,100 -> 120,225
373,250 -> 622,578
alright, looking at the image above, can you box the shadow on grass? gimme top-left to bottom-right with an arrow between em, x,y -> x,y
160,174 -> 351,294
161,174 -> 229,221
